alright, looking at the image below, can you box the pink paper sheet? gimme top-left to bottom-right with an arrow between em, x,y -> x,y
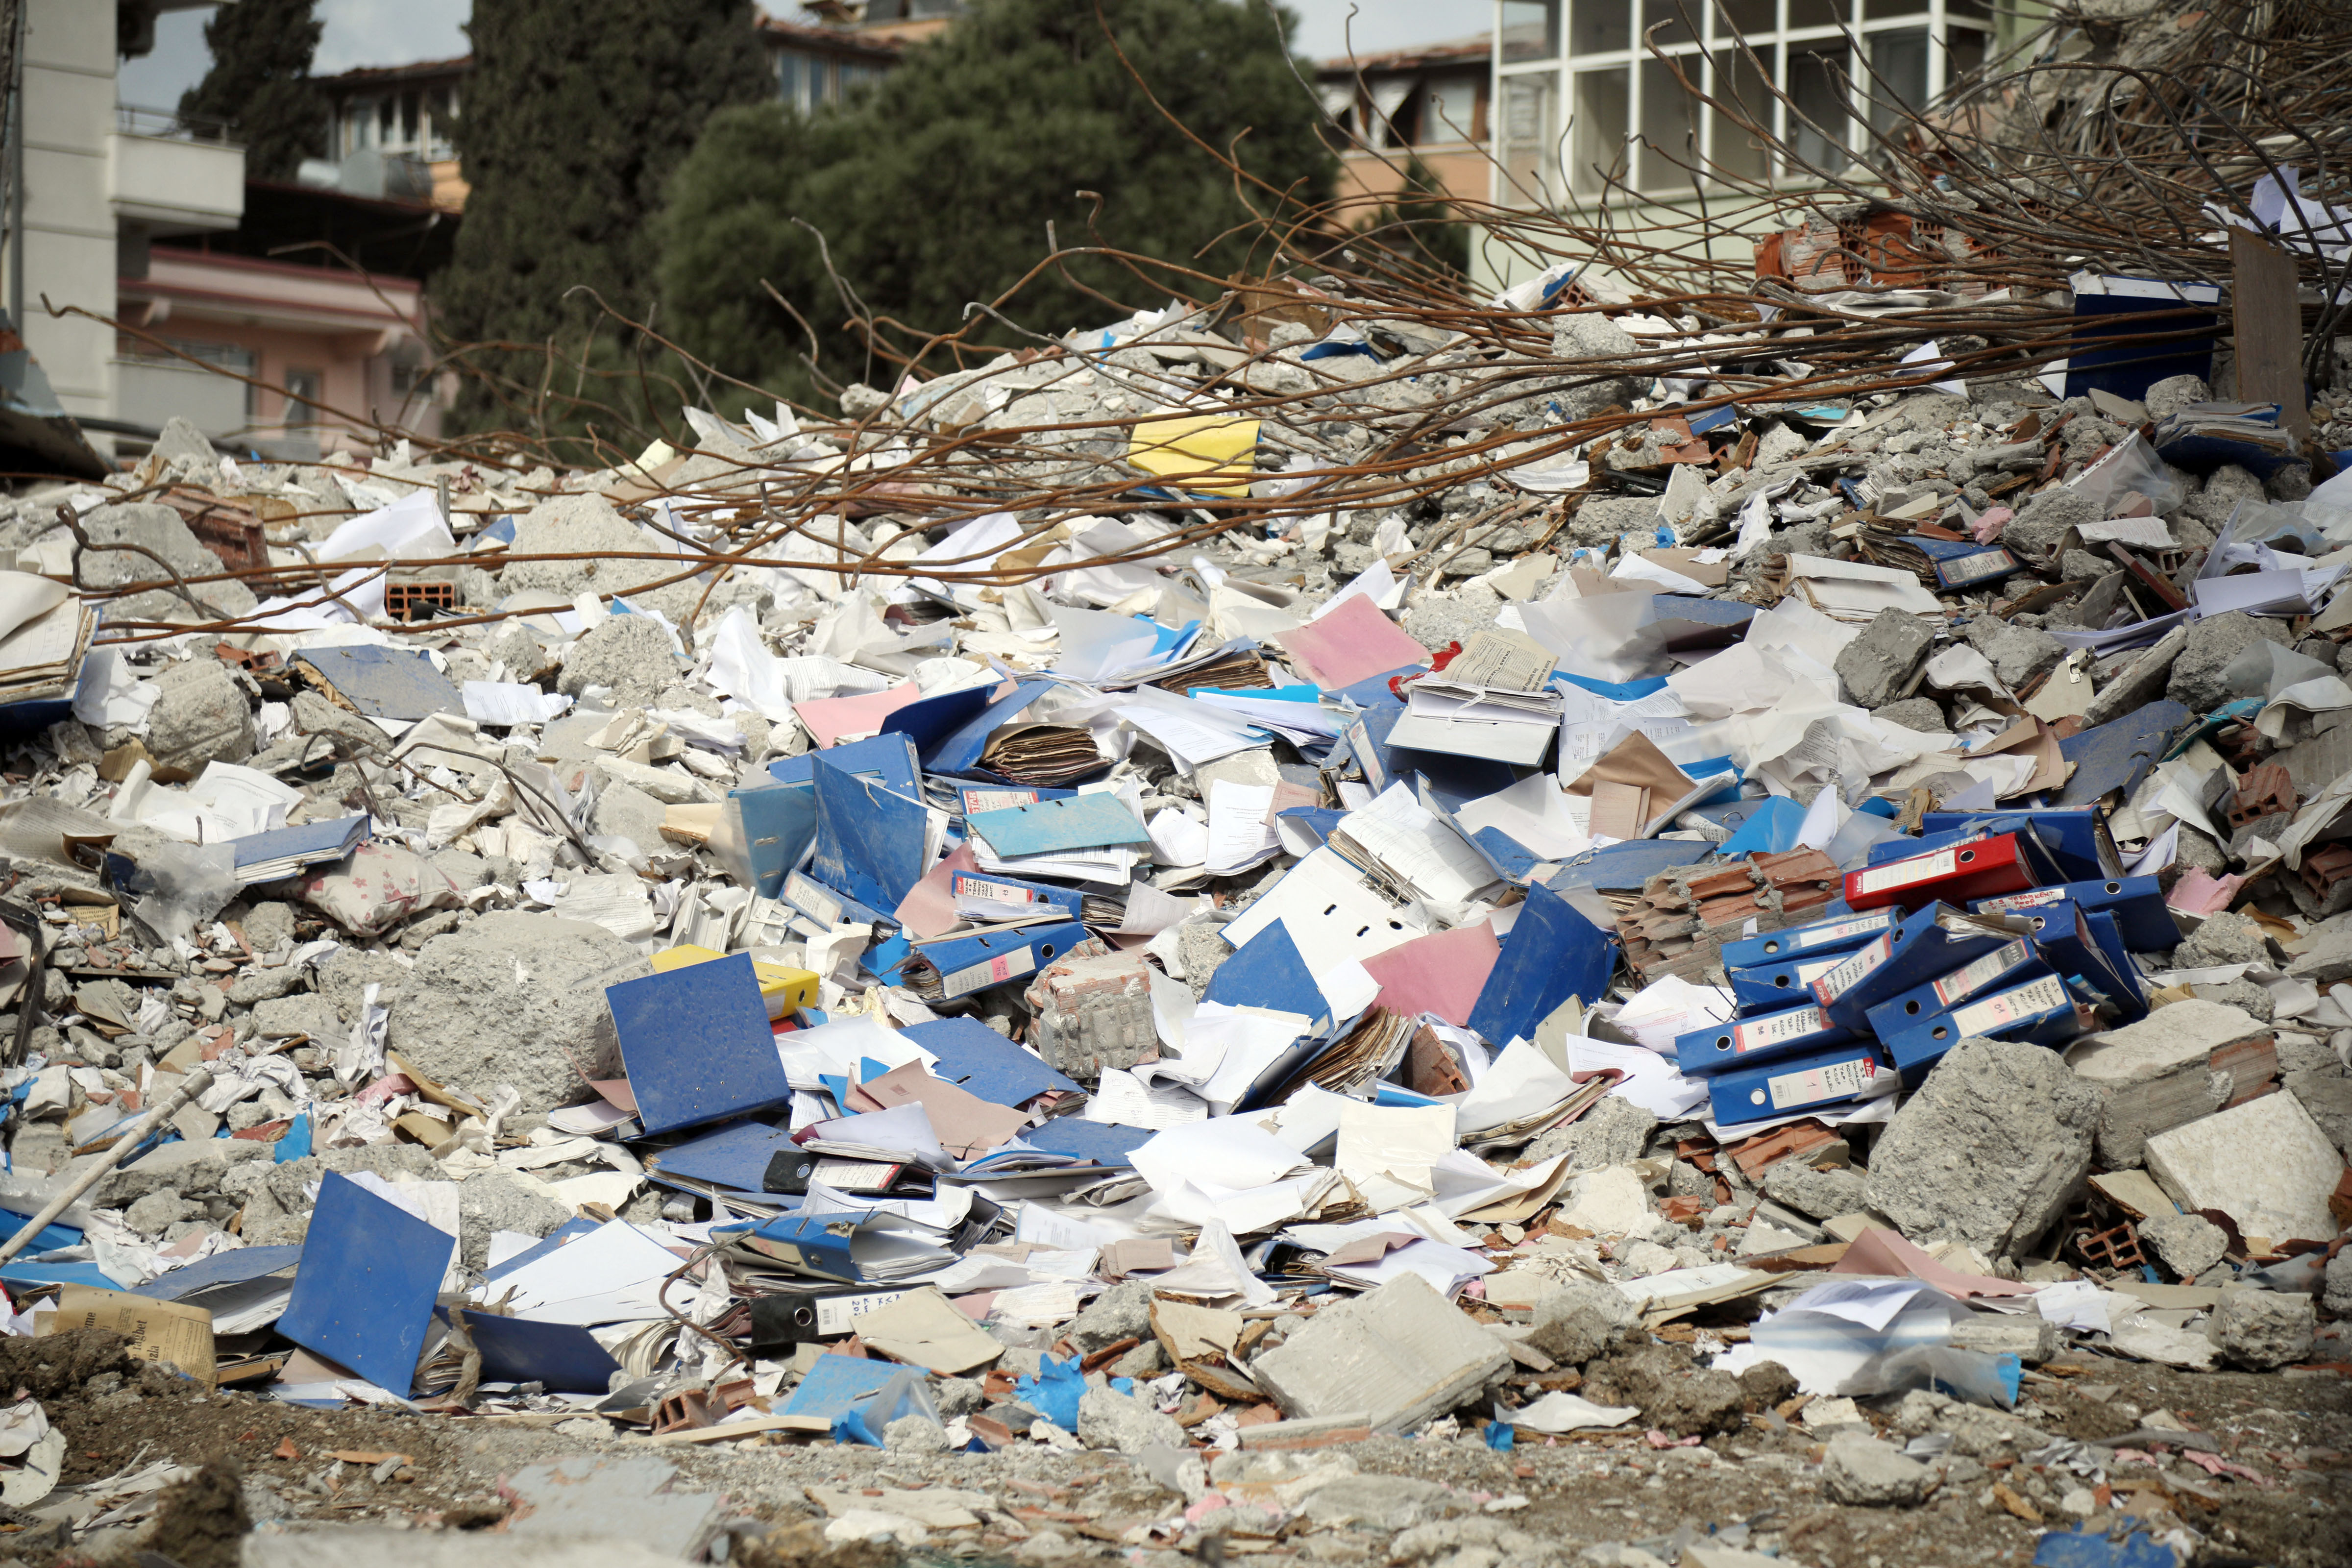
794,680 -> 922,748
893,843 -> 980,940
1276,594 -> 1432,691
1361,923 -> 1500,1028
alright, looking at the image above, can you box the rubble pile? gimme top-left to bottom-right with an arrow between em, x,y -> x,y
0,92 -> 2351,1568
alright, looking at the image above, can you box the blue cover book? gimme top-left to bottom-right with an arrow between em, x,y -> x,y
904,1014 -> 1080,1103
734,783 -> 817,898
644,1118 -> 801,1194
1204,920 -> 1327,1024
279,1173 -> 455,1394
607,953 -> 795,1136
230,814 -> 370,875
811,755 -> 929,912
1467,883 -> 1618,1049
458,1309 -> 623,1393
890,680 -> 1052,774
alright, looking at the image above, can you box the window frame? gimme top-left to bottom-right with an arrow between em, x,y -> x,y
1491,0 -> 1992,204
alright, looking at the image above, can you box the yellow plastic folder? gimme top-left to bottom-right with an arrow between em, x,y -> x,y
1126,414 -> 1262,497
651,944 -> 819,1019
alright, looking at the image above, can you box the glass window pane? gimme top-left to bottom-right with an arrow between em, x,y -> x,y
1642,0 -> 1698,48
1500,75 -> 1559,204
1638,55 -> 1700,191
1863,0 -> 1924,15
1867,26 -> 1929,135
1570,67 -> 1630,196
1945,0 -> 1990,16
1712,0 -> 1774,37
1501,0 -> 1562,61
1788,0 -> 1844,26
1787,45 -> 1851,174
1710,46 -> 1769,183
1572,0 -> 1631,54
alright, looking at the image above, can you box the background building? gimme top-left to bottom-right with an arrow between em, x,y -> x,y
1479,0 -> 2019,293
1315,37 -> 1491,214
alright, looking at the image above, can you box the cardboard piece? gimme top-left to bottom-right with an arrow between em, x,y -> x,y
47,1284 -> 216,1386
849,1286 -> 1004,1374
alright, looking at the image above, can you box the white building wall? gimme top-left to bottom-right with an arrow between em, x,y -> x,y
12,0 -> 121,425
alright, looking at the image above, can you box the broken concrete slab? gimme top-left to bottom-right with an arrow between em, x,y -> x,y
388,911 -> 655,1114
1833,608 -> 1935,709
2166,610 -> 2296,710
1864,1039 -> 2102,1255
2137,1210 -> 2228,1279
2284,1070 -> 2352,1156
1523,1280 -> 1639,1366
2080,622 -> 2188,727
559,614 -> 680,709
2210,1286 -> 2315,1370
1250,1272 -> 1510,1435
1524,1094 -> 1657,1172
2143,1091 -> 2343,1244
145,658 -> 256,771
2063,999 -> 2274,1165
1822,1436 -> 1932,1506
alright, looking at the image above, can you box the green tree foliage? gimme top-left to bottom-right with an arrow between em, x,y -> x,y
435,0 -> 771,445
659,0 -> 1334,411
178,0 -> 325,183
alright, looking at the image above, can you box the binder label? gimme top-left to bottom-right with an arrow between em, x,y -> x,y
1733,1006 -> 1828,1054
961,788 -> 1042,814
1813,932 -> 1893,1003
1940,548 -> 2017,585
1932,940 -> 2032,1006
784,872 -> 844,928
1790,911 -> 1897,950
1767,1054 -> 1878,1110
1949,974 -> 2069,1036
955,876 -> 1037,906
941,945 -> 1035,998
1852,847 -> 1956,896
1977,887 -> 2063,912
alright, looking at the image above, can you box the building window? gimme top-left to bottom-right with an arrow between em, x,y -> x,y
1500,0 -> 1561,62
284,369 -> 323,428
1496,0 -> 1990,203
1424,78 -> 1479,144
1499,73 -> 1558,203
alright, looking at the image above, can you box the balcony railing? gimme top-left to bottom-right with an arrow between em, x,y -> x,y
116,103 -> 241,145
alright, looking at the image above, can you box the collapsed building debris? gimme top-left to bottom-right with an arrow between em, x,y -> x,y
0,1 -> 2344,1563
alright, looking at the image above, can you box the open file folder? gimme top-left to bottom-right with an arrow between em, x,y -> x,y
1384,680 -> 1564,766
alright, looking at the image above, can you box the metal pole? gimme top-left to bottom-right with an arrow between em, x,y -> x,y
5,0 -> 24,331
0,1069 -> 219,1268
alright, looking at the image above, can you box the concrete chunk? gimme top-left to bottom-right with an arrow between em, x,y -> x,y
1834,608 -> 1936,709
2210,1286 -> 2315,1370
1864,1039 -> 2102,1256
388,911 -> 654,1114
2143,1092 -> 2342,1244
1250,1273 -> 1509,1435
2064,999 -> 2274,1165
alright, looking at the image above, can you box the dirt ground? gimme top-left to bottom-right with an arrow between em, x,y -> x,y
0,1329 -> 2345,1568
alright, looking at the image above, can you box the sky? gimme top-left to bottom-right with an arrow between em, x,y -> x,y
115,0 -> 1483,109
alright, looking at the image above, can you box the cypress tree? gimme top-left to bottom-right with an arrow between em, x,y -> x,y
659,0 -> 1335,409
435,0 -> 771,443
177,0 -> 326,182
